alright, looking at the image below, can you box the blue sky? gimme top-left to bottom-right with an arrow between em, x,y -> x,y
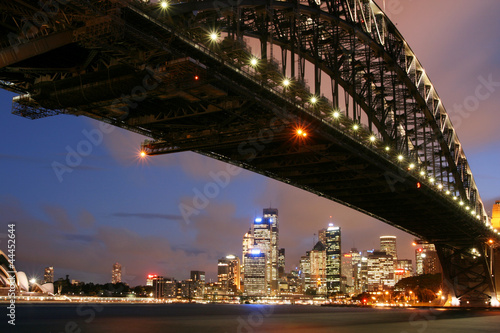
1,0 -> 500,285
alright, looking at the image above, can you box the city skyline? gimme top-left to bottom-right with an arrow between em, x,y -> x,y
1,0 -> 500,286
28,220 -> 424,287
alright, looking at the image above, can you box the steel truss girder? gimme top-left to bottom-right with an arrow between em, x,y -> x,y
164,0 -> 487,221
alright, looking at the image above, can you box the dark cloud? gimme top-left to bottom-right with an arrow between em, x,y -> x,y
112,212 -> 185,221
61,233 -> 97,243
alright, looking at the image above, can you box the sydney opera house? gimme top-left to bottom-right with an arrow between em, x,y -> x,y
0,250 -> 53,296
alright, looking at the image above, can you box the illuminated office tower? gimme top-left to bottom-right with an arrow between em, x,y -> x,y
44,266 -> 54,284
252,208 -> 280,294
241,228 -> 254,282
310,241 -> 327,294
341,253 -> 354,293
146,274 -> 157,286
395,259 -> 413,284
367,251 -> 395,291
263,208 -> 279,292
190,271 -> 205,298
243,249 -> 266,296
348,249 -> 362,294
380,236 -> 397,259
253,215 -> 271,292
325,223 -> 341,294
299,252 -> 311,292
415,243 -> 441,275
218,255 -> 241,293
111,262 -> 121,284
242,228 -> 254,256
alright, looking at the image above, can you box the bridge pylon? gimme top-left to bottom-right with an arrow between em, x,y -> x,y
436,242 -> 499,307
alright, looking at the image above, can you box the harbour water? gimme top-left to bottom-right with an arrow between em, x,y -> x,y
1,303 -> 500,333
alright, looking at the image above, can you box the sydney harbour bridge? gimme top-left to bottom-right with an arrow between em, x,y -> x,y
0,0 -> 498,305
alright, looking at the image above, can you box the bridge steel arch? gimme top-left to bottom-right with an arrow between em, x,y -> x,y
0,0 -> 498,305
168,0 -> 486,224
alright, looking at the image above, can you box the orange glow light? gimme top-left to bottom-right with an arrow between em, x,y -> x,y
140,151 -> 146,157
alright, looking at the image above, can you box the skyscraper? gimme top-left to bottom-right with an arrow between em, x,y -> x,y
380,236 -> 397,259
243,248 -> 266,295
218,255 -> 240,293
310,241 -> 327,294
242,228 -> 254,256
341,253 -> 353,293
395,259 -> 413,284
299,252 -> 311,293
44,266 -> 54,284
367,251 -> 395,291
263,208 -> 280,292
325,223 -> 341,294
241,228 -> 254,283
250,208 -> 280,294
111,262 -> 121,284
415,243 -> 442,275
190,270 -> 206,298
190,270 -> 205,283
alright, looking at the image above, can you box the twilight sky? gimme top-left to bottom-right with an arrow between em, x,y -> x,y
1,0 -> 499,285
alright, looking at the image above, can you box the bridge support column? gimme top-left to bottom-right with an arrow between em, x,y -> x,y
436,244 -> 497,307
494,247 -> 500,305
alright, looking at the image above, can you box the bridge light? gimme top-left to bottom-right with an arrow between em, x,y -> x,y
416,182 -> 421,189
353,124 -> 359,131
283,78 -> 290,87
310,96 -> 318,104
160,1 -> 169,9
385,146 -> 390,152
250,57 -> 258,67
459,201 -> 464,206
408,163 -> 415,170
429,177 -> 435,183
140,151 -> 147,157
420,170 -> 425,176
453,196 -> 458,200
209,32 -> 219,42
445,190 -> 451,195
465,206 -> 470,210
437,184 -> 443,190
296,128 -> 307,137
397,154 -> 403,161
369,135 -> 376,142
194,75 -> 199,80
332,110 -> 340,119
